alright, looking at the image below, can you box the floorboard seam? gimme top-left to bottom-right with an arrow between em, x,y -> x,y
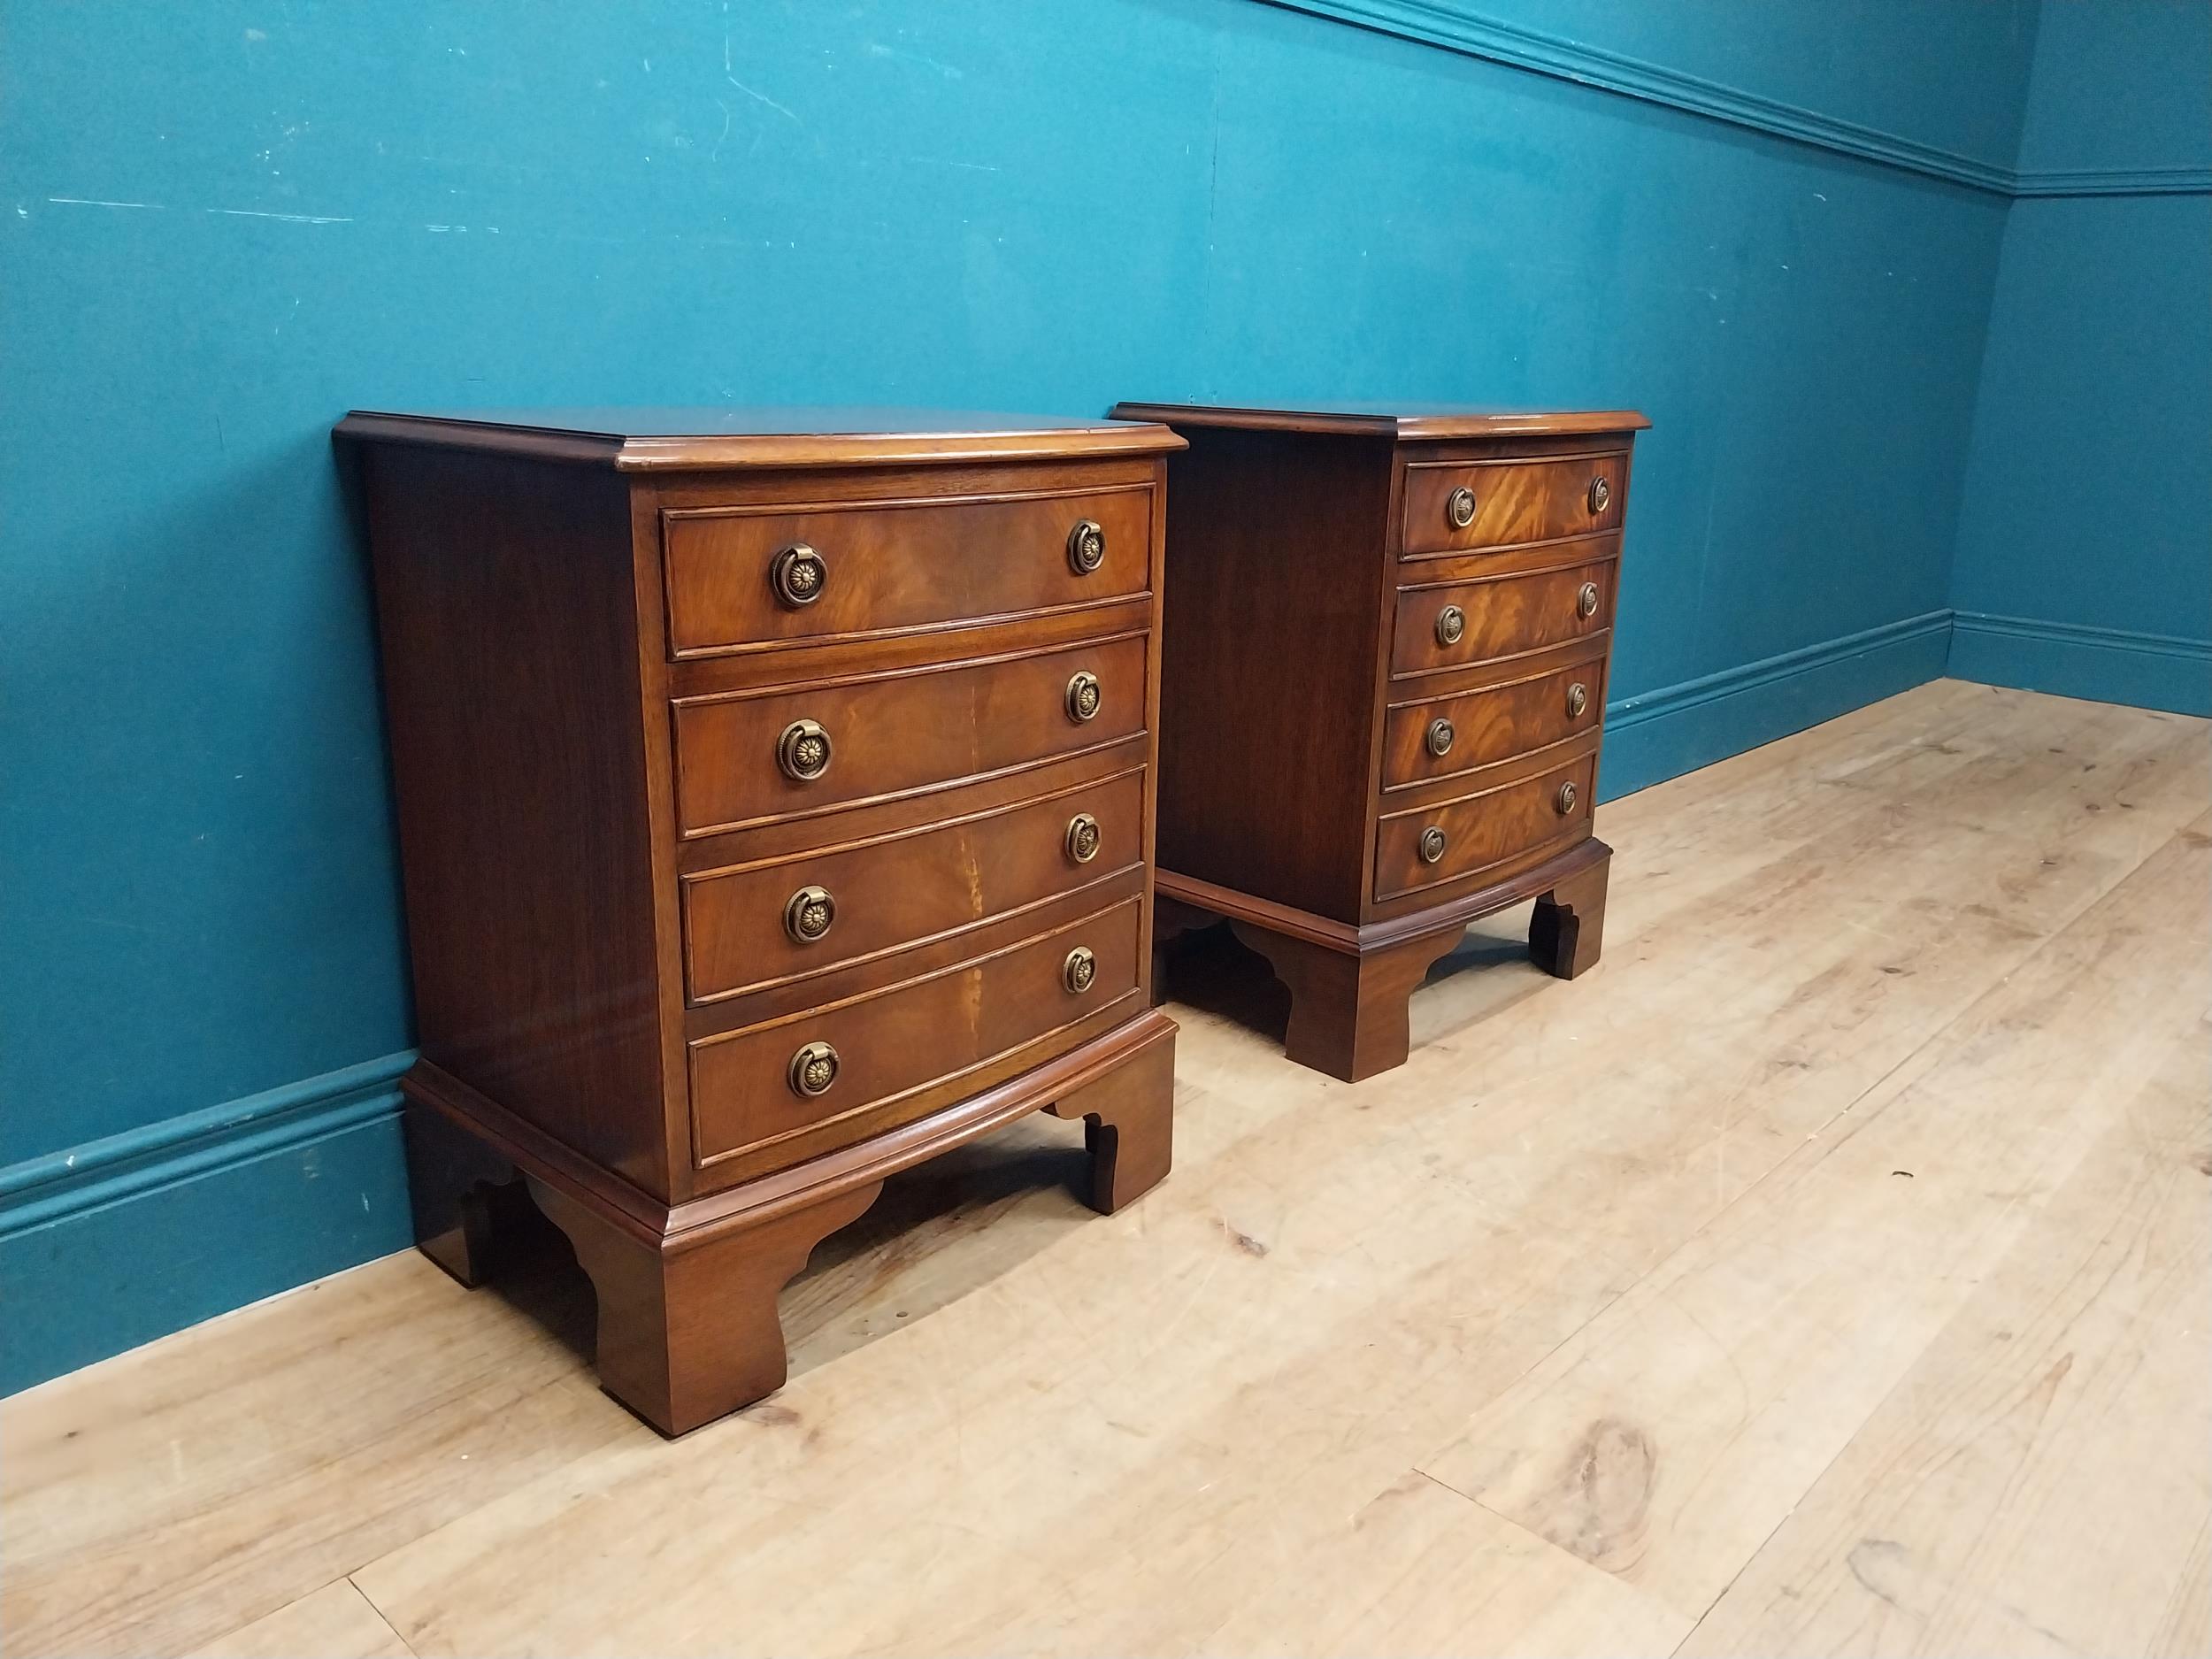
346,1571 -> 422,1658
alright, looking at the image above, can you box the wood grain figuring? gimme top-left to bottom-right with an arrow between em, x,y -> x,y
688,899 -> 1143,1166
1392,557 -> 1617,677
4,683 -> 2203,1659
671,633 -> 1148,836
1374,749 -> 1595,900
681,767 -> 1144,1002
1381,654 -> 1606,790
660,483 -> 1151,657
340,410 -> 1179,1436
1400,450 -> 1627,554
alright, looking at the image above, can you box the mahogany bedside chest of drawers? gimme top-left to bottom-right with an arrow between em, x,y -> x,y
1110,402 -> 1648,1083
339,408 -> 1184,1434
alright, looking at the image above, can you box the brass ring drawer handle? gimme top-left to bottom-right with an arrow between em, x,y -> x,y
1446,486 -> 1477,530
1065,812 -> 1102,864
1587,476 -> 1611,515
1434,605 -> 1466,648
788,1040 -> 840,1098
1566,681 -> 1589,718
1577,581 -> 1601,619
1065,671 -> 1102,723
1063,946 -> 1097,995
1067,519 -> 1106,575
1425,717 -> 1455,757
783,885 -> 835,944
777,718 -> 832,781
1555,780 -> 1578,816
770,542 -> 826,609
1418,826 -> 1448,864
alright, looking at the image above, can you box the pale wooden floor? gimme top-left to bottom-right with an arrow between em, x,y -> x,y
6,680 -> 2207,1659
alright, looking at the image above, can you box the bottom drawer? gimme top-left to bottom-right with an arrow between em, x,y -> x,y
1374,750 -> 1595,901
690,897 -> 1141,1167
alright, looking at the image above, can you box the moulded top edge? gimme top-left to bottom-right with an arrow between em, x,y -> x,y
1108,402 -> 1652,439
334,407 -> 1187,470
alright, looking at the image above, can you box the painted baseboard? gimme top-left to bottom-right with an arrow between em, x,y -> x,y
1599,610 -> 1954,800
1947,611 -> 2212,717
0,1052 -> 416,1394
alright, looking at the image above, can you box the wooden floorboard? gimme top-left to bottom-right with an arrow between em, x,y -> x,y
3,681 -> 2203,1658
1678,1003 -> 2211,1657
1421,811 -> 2210,1628
185,1578 -> 417,1659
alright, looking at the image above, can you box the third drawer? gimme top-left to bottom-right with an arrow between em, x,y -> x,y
1392,557 -> 1615,678
682,767 -> 1145,1002
1379,657 -> 1606,792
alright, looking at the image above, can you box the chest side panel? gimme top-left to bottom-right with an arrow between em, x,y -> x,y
1152,429 -> 1395,924
357,443 -> 671,1198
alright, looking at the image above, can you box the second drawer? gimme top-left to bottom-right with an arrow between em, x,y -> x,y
690,897 -> 1142,1167
1380,657 -> 1605,791
682,768 -> 1145,1002
1392,558 -> 1616,678
672,633 -> 1148,835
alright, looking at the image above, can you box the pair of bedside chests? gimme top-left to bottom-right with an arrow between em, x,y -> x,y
340,402 -> 1646,1433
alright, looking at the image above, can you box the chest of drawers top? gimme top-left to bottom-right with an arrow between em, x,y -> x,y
341,408 -> 1182,1210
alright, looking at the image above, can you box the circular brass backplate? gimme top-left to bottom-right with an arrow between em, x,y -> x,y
1418,826 -> 1448,864
1065,812 -> 1102,864
1446,486 -> 1477,529
1063,946 -> 1097,995
1425,717 -> 1455,757
1555,780 -> 1578,816
1067,518 -> 1106,575
770,542 -> 827,608
1065,671 -> 1102,723
1435,605 -> 1466,648
777,718 -> 832,781
787,1041 -> 840,1098
783,885 -> 836,944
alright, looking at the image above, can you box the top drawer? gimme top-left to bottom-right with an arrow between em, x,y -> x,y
1402,452 -> 1625,557
662,486 -> 1152,658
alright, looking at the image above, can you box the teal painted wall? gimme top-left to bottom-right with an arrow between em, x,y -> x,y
1354,0 -> 2041,167
2009,0 -> 2211,178
1947,0 -> 2212,713
0,1 -> 2048,1391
